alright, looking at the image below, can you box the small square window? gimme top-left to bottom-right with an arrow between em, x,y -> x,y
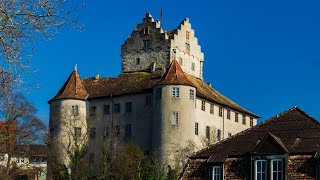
125,124 -> 132,137
89,106 -> 96,116
145,95 -> 152,106
136,58 -> 140,65
125,102 -> 132,113
242,115 -> 246,125
186,31 -> 190,39
201,101 -> 205,111
114,104 -> 120,113
185,43 -> 190,54
156,88 -> 162,99
206,126 -> 210,139
219,107 -> 223,117
250,117 -> 254,127
191,62 -> 195,71
75,127 -> 81,139
189,89 -> 195,100
235,113 -> 239,122
195,123 -> 199,135
210,104 -> 214,114
227,110 -> 231,119
72,105 -> 79,116
172,112 -> 179,125
179,57 -> 183,66
172,87 -> 180,98
89,153 -> 94,164
90,128 -> 96,139
104,105 -> 110,115
143,40 -> 150,48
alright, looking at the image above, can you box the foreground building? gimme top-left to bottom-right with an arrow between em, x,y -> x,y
182,107 -> 320,180
48,13 -> 259,176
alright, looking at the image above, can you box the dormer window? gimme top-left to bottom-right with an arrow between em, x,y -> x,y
143,40 -> 150,48
144,27 -> 150,35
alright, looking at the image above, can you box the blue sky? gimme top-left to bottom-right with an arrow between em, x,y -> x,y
26,0 -> 320,124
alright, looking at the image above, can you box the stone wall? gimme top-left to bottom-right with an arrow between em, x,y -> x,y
287,155 -> 317,179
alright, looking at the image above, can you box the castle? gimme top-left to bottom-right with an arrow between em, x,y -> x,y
48,13 -> 259,176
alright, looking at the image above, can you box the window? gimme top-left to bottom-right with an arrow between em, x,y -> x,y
89,153 -> 94,164
206,126 -> 210,139
185,43 -> 190,53
250,117 -> 254,127
136,58 -> 140,65
190,89 -> 194,100
104,105 -> 110,115
104,126 -> 108,138
228,133 -> 232,138
89,106 -> 96,116
156,88 -> 162,99
90,128 -> 96,138
217,129 -> 221,141
255,160 -> 267,180
172,87 -> 180,98
16,157 -> 20,163
227,110 -> 231,119
186,31 -> 190,39
143,40 -> 150,48
195,123 -> 199,135
114,104 -> 120,113
20,157 -> 24,163
271,159 -> 283,180
0,155 -> 4,161
125,102 -> 132,113
242,115 -> 246,125
212,166 -> 221,180
210,104 -> 214,114
125,124 -> 132,137
115,125 -> 120,136
172,112 -> 179,125
201,100 -> 205,111
191,62 -> 195,71
143,27 -> 149,35
145,95 -> 152,106
179,57 -> 183,66
72,105 -> 79,116
75,127 -> 81,139
219,107 -> 223,117
235,113 -> 239,122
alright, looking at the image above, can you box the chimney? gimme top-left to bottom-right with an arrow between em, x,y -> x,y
95,74 -> 100,80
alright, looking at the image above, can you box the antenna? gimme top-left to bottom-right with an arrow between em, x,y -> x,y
160,8 -> 163,28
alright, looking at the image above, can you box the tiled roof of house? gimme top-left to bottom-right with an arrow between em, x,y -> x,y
191,107 -> 320,162
50,70 -> 88,102
50,63 -> 258,117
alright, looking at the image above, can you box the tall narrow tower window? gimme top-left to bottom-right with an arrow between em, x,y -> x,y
186,31 -> 190,39
72,105 -> 79,116
210,104 -> 214,114
242,115 -> 246,125
227,110 -> 231,119
136,58 -> 140,65
189,89 -> 194,100
172,87 -> 180,98
172,112 -> 179,125
195,123 -> 199,135
191,62 -> 195,71
144,27 -> 150,35
186,43 -> 190,54
201,100 -> 205,111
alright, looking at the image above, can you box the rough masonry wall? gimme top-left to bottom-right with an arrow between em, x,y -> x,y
287,155 -> 316,179
122,13 -> 171,72
224,157 -> 251,179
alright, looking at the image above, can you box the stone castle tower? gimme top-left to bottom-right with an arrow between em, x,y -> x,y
48,13 -> 259,178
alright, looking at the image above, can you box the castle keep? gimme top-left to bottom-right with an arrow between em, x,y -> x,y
48,13 -> 259,175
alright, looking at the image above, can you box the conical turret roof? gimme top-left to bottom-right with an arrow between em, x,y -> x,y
158,60 -> 194,87
49,70 -> 88,102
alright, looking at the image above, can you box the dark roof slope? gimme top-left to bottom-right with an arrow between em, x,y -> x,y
51,67 -> 258,117
50,70 -> 88,102
192,107 -> 320,162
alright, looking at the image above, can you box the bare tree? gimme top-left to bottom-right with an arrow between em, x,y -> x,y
0,69 -> 46,178
0,0 -> 82,70
200,126 -> 218,148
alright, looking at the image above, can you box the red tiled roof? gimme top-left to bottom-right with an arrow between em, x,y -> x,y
158,60 -> 194,87
50,70 -> 88,102
192,107 -> 320,162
